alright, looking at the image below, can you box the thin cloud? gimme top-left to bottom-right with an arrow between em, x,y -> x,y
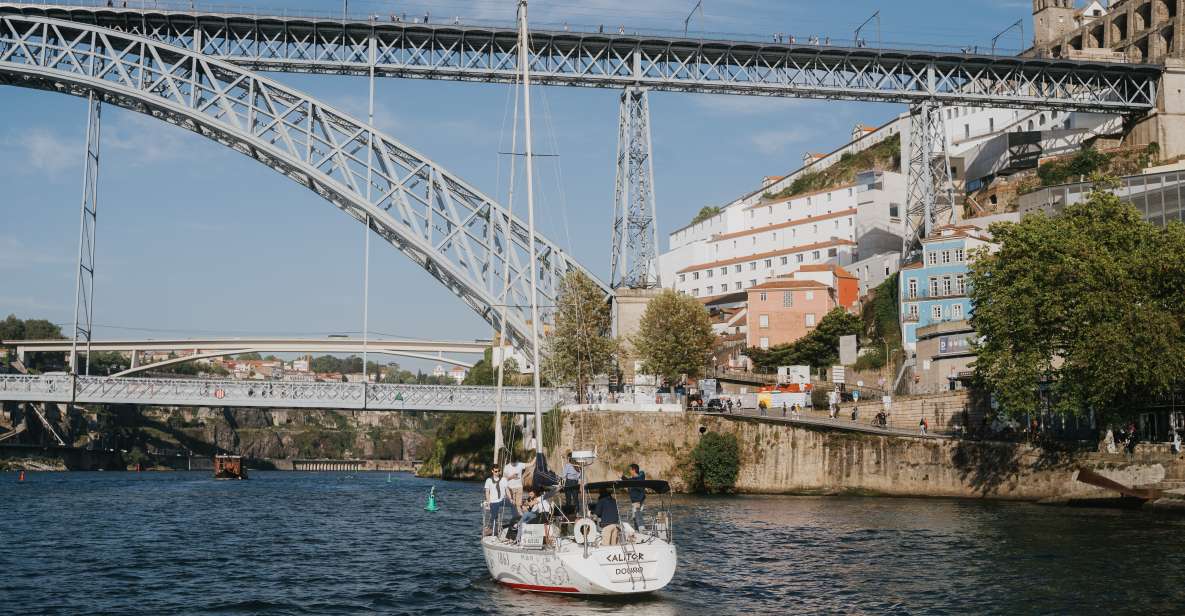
750,128 -> 811,155
4,128 -> 79,175
0,236 -> 73,270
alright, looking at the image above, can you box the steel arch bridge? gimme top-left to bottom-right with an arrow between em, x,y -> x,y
0,13 -> 605,351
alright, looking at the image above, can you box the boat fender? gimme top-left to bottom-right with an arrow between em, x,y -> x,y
573,518 -> 598,545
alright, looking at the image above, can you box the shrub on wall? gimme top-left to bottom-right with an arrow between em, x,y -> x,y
689,432 -> 740,494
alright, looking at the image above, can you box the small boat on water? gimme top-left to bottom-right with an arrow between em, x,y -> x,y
213,455 -> 247,480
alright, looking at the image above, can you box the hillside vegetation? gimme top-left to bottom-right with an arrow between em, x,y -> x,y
764,133 -> 901,201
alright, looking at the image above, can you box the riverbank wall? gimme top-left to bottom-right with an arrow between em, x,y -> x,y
555,411 -> 1185,502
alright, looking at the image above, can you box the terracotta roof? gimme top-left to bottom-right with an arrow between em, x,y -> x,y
677,238 -> 857,274
900,261 -> 924,270
922,223 -> 992,244
798,263 -> 857,278
745,184 -> 858,210
718,209 -> 857,241
747,279 -> 830,291
699,290 -> 748,305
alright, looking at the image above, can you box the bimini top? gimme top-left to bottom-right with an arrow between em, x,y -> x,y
585,479 -> 671,494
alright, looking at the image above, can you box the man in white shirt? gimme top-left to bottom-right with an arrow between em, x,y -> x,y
503,459 -> 525,513
483,466 -> 507,533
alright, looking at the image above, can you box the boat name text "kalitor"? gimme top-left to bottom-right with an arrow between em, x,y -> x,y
606,552 -> 645,562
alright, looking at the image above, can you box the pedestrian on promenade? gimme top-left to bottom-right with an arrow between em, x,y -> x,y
919,418 -> 928,435
782,402 -> 788,418
851,405 -> 858,422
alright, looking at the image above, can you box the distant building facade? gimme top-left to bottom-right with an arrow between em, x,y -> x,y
899,225 -> 995,352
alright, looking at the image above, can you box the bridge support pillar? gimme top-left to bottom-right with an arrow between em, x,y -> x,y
70,93 -> 102,376
610,87 -> 660,290
903,101 -> 954,259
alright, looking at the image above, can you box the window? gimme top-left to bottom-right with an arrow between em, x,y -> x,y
692,288 -> 700,297
908,278 -> 918,299
693,272 -> 700,280
780,256 -> 788,265
734,264 -> 742,273
759,337 -> 770,350
734,282 -> 742,290
763,259 -> 772,268
812,250 -> 821,260
834,220 -> 840,229
707,285 -> 714,295
890,203 -> 900,218
796,254 -> 804,263
679,274 -> 686,283
952,303 -> 964,320
932,305 -> 943,320
752,237 -> 757,245
749,279 -> 757,287
805,313 -> 816,327
926,251 -> 937,266
759,314 -> 769,328
828,248 -> 838,257
942,250 -> 951,264
942,276 -> 953,296
955,248 -> 964,262
989,118 -> 994,132
720,267 -> 728,276
805,291 -> 815,301
908,304 -> 919,319
956,274 -> 966,295
759,292 -> 768,302
783,291 -> 793,307
749,262 -> 757,271
964,124 -> 969,139
929,278 -> 940,297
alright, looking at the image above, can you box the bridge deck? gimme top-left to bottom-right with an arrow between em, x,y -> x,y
0,375 -> 564,413
0,1 -> 1160,111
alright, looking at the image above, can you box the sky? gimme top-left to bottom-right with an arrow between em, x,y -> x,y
0,0 -> 1035,368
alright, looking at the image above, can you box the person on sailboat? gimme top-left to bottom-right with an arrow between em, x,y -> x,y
591,489 -> 620,527
504,459 -> 525,513
622,464 -> 647,530
484,466 -> 508,534
519,489 -> 553,528
561,451 -> 581,510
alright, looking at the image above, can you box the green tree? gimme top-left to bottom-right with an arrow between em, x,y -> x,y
969,189 -> 1185,423
464,349 -> 496,386
630,289 -> 715,383
235,352 -> 263,361
688,432 -> 740,493
745,307 -> 862,372
0,314 -> 26,341
690,205 -> 722,225
543,270 -> 616,395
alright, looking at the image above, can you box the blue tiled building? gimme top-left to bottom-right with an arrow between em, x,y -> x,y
899,225 -> 993,352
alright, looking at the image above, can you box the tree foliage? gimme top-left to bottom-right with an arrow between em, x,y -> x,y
630,289 -> 715,382
690,205 -> 722,225
0,314 -> 64,341
543,270 -> 616,393
688,432 -> 740,494
745,307 -> 862,372
969,189 -> 1185,423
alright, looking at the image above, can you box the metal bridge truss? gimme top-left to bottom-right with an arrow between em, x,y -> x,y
69,90 -> 100,375
0,374 -> 565,412
610,86 -> 659,289
0,14 -> 608,351
904,102 -> 956,256
0,4 -> 1162,111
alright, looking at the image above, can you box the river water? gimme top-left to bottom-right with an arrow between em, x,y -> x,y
3,471 -> 1184,615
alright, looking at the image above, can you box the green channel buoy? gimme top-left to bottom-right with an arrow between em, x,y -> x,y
425,486 -> 439,512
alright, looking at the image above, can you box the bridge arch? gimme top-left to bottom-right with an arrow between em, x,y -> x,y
0,14 -> 608,351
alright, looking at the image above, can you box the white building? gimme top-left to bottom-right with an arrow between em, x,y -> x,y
660,170 -> 905,300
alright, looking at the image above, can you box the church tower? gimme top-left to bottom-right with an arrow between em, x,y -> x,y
1033,0 -> 1078,50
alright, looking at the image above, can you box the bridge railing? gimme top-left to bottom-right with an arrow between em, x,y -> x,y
0,374 -> 566,412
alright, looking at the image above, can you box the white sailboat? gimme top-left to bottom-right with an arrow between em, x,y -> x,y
480,0 -> 677,596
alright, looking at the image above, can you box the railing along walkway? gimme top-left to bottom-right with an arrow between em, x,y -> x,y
0,374 -> 564,412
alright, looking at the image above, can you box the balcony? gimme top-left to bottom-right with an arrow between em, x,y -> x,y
904,287 -> 968,301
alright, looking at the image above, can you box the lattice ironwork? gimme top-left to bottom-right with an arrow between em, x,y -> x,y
610,87 -> 659,289
903,101 -> 955,256
0,14 -> 607,351
70,91 -> 100,376
0,3 -> 1161,111
0,374 -> 567,412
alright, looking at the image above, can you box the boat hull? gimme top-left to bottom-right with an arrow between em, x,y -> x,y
482,536 -> 676,595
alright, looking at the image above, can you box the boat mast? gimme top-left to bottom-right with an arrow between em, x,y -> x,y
517,0 -> 544,451
492,54 -> 522,469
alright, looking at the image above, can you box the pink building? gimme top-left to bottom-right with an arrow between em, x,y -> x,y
745,278 -> 837,350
